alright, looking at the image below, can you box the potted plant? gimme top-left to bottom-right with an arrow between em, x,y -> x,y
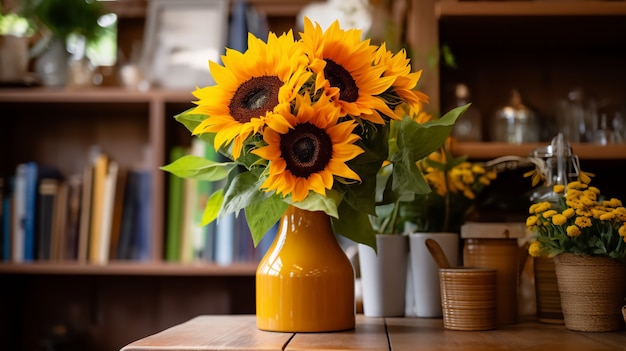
22,0 -> 105,86
526,161 -> 626,332
397,138 -> 498,317
0,4 -> 35,83
162,18 -> 466,331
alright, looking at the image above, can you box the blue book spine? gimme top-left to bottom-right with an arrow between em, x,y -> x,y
135,170 -> 152,261
1,177 -> 12,261
23,162 -> 38,261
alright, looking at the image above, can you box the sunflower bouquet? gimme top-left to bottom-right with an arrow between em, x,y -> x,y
526,177 -> 626,261
162,18 -> 465,249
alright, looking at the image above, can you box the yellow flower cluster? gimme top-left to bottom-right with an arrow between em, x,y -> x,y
527,176 -> 626,260
421,150 -> 497,201
395,147 -> 498,233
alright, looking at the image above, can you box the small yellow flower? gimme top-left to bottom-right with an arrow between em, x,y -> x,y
478,176 -> 491,186
562,208 -> 575,218
618,224 -> 626,237
608,198 -> 623,208
574,216 -> 592,228
471,164 -> 486,174
553,184 -> 565,193
582,190 -> 597,201
463,189 -> 475,200
591,208 -> 607,219
543,210 -> 557,218
566,225 -> 581,237
552,214 -> 567,226
526,215 -> 539,226
581,196 -> 596,207
568,181 -> 589,191
534,202 -> 551,214
524,169 -> 544,187
528,241 -> 541,257
578,170 -> 595,184
600,212 -> 616,221
588,186 -> 600,195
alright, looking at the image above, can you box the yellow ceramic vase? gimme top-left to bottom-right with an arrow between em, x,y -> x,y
256,205 -> 355,332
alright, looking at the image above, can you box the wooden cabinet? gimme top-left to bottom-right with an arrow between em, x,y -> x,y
431,0 -> 626,209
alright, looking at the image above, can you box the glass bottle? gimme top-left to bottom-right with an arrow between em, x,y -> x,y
450,83 -> 483,142
529,133 -> 579,204
492,89 -> 539,143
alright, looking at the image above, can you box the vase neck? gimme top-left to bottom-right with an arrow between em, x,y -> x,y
277,205 -> 336,245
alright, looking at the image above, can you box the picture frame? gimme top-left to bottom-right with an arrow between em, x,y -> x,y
140,0 -> 229,89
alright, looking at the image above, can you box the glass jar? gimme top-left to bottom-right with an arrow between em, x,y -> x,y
491,89 -> 539,143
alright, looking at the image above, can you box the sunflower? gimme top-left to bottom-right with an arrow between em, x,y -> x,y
373,43 -> 429,120
299,18 -> 396,124
191,30 -> 311,158
253,95 -> 364,202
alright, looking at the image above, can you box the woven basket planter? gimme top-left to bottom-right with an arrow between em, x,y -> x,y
554,253 -> 626,332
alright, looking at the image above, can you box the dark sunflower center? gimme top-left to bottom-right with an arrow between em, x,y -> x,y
324,59 -> 359,102
229,75 -> 282,123
280,122 -> 333,178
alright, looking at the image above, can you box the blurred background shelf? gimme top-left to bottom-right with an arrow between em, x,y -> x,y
0,261 -> 258,276
437,1 -> 626,17
451,142 -> 626,160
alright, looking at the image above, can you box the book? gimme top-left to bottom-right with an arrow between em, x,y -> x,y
88,153 -> 109,264
36,178 -> 59,260
108,166 -> 128,260
77,161 -> 94,263
50,181 -> 69,261
22,162 -> 39,262
117,169 -> 152,261
63,174 -> 83,260
12,163 -> 27,263
93,159 -> 119,265
214,212 -> 235,266
0,177 -> 8,261
165,146 -> 186,262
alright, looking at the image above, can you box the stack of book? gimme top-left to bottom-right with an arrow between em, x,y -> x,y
0,147 -> 152,264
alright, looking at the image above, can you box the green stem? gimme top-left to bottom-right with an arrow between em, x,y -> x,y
382,199 -> 401,234
442,155 -> 451,233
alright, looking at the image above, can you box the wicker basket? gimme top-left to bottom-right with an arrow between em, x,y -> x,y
554,253 -> 626,332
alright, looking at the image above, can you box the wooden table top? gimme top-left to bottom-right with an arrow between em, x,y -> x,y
120,315 -> 626,351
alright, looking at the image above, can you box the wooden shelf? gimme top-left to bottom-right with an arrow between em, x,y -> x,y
437,0 -> 626,17
0,87 -> 194,103
0,261 -> 258,276
452,142 -> 626,160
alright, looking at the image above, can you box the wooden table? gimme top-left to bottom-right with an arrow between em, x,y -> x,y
120,315 -> 626,351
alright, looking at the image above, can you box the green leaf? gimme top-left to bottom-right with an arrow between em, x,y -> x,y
160,155 -> 235,181
245,196 -> 289,246
174,109 -> 203,132
221,169 -> 266,217
333,200 -> 377,251
392,156 -> 431,195
201,189 -> 224,226
289,190 -> 341,219
398,104 -> 468,162
175,109 -> 216,147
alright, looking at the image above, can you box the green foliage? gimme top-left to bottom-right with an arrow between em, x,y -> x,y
23,0 -> 104,41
